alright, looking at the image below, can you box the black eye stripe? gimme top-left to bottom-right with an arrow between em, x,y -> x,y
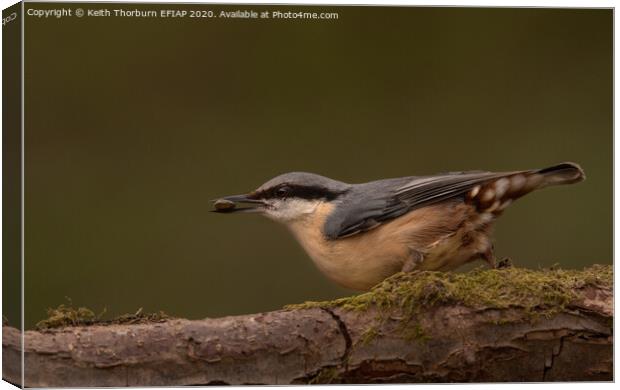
257,184 -> 343,201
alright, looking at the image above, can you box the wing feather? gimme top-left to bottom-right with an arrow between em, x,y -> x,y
324,170 -> 525,240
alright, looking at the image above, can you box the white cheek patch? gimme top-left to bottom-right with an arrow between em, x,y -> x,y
264,199 -> 320,222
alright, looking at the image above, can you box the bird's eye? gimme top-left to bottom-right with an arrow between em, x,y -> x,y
276,186 -> 291,198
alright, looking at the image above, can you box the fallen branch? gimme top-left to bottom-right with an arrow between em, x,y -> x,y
2,265 -> 613,385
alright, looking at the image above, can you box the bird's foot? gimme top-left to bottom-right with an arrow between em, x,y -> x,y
496,257 -> 513,269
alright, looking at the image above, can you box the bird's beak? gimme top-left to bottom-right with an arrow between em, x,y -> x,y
211,194 -> 265,213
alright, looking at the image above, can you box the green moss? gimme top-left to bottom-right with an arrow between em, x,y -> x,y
287,265 -> 611,347
286,264 -> 612,319
36,305 -> 170,330
36,304 -> 96,330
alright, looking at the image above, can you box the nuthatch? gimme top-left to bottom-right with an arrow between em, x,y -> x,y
213,162 -> 585,291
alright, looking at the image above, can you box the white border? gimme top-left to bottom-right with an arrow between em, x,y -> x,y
0,1 -> 616,390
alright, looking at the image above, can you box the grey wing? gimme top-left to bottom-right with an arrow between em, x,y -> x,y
323,170 -> 516,240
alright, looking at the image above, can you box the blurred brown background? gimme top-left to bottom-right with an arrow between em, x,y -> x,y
20,4 -> 611,329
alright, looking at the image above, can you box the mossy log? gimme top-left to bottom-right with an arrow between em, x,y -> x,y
2,265 -> 613,386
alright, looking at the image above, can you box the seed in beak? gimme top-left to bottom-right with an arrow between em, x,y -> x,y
214,198 -> 236,211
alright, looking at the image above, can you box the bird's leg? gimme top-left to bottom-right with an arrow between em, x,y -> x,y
481,246 -> 497,269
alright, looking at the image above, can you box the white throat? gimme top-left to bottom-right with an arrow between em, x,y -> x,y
263,198 -> 321,223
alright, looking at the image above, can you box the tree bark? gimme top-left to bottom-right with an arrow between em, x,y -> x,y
2,267 -> 613,385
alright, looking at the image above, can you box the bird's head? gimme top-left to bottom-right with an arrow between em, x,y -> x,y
212,172 -> 349,223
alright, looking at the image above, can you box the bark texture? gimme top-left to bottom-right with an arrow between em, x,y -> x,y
2,266 -> 613,385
